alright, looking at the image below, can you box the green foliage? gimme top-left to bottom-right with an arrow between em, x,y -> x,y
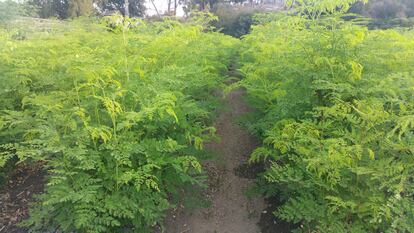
252,12 -> 286,26
186,11 -> 220,31
96,0 -> 146,17
241,13 -> 414,232
286,0 -> 368,17
0,17 -> 238,232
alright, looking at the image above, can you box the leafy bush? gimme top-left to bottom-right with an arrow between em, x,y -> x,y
213,4 -> 259,38
0,17 -> 238,232
240,13 -> 414,232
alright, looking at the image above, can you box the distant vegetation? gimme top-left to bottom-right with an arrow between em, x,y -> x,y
352,0 -> 414,18
350,0 -> 414,29
0,0 -> 35,23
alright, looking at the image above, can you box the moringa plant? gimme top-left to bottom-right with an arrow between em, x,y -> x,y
0,17 -> 238,232
240,9 -> 414,233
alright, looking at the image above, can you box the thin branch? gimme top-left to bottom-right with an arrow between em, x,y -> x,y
150,0 -> 161,17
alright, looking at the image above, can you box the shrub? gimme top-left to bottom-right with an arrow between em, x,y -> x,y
213,4 -> 259,38
240,13 -> 414,232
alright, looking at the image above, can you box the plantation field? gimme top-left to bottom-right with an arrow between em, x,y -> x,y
1,3 -> 414,233
0,16 -> 239,232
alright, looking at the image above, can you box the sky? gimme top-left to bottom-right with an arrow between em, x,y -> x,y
145,0 -> 185,16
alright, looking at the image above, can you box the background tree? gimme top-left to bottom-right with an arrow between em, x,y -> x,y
182,0 -> 220,11
27,0 -> 85,18
26,0 -> 145,18
68,0 -> 94,17
351,0 -> 414,18
96,0 -> 146,16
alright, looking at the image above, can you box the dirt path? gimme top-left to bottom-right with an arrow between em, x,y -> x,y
162,87 -> 265,233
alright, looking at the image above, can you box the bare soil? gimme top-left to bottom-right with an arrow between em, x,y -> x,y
0,163 -> 45,233
160,88 -> 266,233
258,197 -> 296,233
